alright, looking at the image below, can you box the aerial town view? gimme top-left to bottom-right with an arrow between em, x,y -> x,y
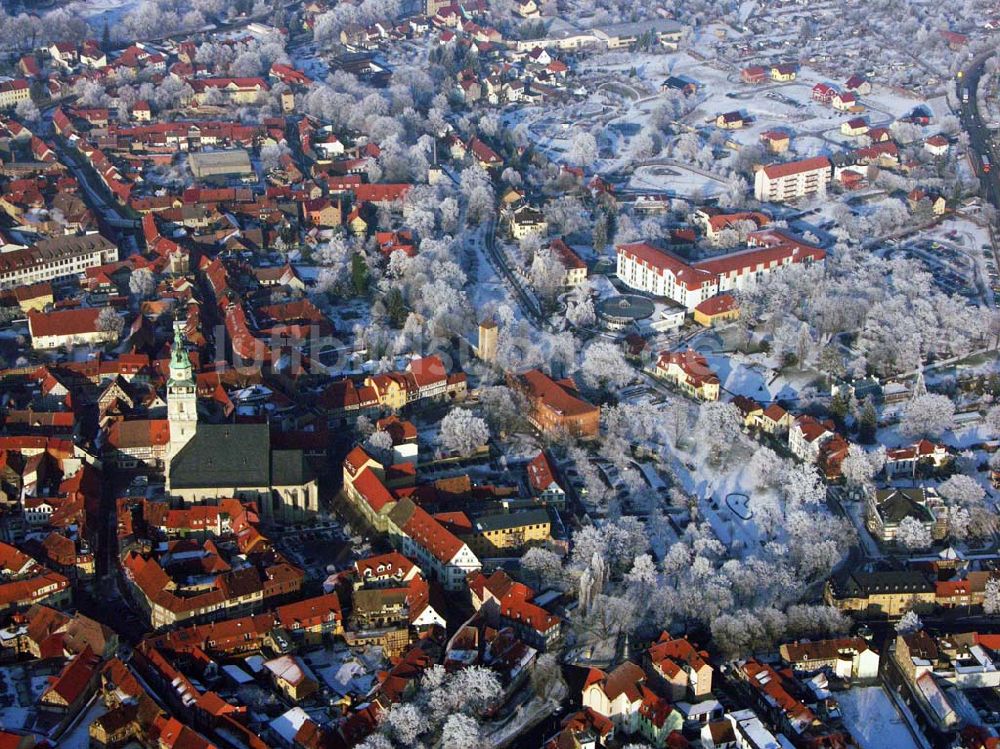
0,0 -> 997,747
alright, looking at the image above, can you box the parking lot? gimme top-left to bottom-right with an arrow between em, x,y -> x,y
273,523 -> 356,581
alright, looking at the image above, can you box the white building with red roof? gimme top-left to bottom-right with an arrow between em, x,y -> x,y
526,451 -> 565,506
788,415 -> 837,463
753,156 -> 831,203
28,308 -> 119,350
617,230 -> 825,310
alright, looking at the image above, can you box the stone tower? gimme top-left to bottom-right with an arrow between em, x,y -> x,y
167,326 -> 197,461
477,318 -> 498,363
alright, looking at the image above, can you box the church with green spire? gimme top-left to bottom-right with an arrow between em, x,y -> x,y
165,327 -> 319,522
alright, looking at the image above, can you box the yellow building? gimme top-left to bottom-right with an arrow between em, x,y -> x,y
770,65 -> 797,82
654,350 -> 720,401
693,294 -> 739,327
15,282 -> 53,313
0,79 -> 31,109
264,656 -> 319,703
365,372 -> 410,411
469,509 -> 552,556
824,570 -> 936,618
509,206 -> 548,241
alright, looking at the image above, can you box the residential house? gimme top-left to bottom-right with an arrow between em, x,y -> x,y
770,64 -> 797,81
824,570 -> 936,617
654,350 -> 720,401
28,308 -> 119,350
582,662 -> 683,748
526,451 -> 566,507
549,239 -> 588,286
779,637 -> 880,680
832,91 -> 858,112
753,157 -> 831,203
264,656 -> 319,702
646,633 -> 713,700
787,415 -> 835,463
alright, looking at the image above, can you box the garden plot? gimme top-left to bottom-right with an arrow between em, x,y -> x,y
838,687 -> 921,749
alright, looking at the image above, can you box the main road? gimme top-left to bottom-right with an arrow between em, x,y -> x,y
957,53 -> 1000,267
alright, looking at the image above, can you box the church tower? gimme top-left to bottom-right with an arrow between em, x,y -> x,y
477,318 -> 497,363
167,326 -> 197,461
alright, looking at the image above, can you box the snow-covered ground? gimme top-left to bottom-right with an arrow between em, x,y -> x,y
838,687 -> 923,749
627,164 -> 726,197
65,0 -> 139,30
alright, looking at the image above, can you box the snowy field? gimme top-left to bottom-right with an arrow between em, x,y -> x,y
65,0 -> 139,29
838,687 -> 921,749
627,164 -> 726,198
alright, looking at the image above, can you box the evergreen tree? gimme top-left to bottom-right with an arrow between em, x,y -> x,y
859,396 -> 877,444
593,213 -> 608,253
351,253 -> 369,297
385,287 -> 407,327
829,392 -> 849,425
102,20 -> 111,52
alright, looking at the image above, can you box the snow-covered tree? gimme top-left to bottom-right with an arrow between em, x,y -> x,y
839,444 -> 882,489
895,516 -> 932,550
900,393 -> 955,438
938,474 -> 986,508
692,401 -> 744,464
128,268 -> 157,302
896,610 -> 923,634
984,578 -> 1000,615
567,131 -> 598,166
96,307 -> 124,337
439,408 -> 489,456
530,652 -> 565,701
578,340 -> 634,393
520,546 -> 564,589
15,98 -> 40,124
439,714 -> 483,749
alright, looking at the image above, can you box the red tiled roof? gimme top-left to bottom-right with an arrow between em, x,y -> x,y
353,467 -> 396,513
526,451 -> 559,493
617,242 -> 714,291
694,293 -> 738,317
28,307 -> 103,338
519,369 -> 598,419
276,592 -> 341,630
760,156 -> 831,180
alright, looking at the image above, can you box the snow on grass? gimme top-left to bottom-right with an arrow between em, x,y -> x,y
838,687 -> 921,749
626,164 -> 726,197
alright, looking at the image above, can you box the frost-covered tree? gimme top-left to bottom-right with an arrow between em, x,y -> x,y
900,393 -> 955,438
439,714 -> 483,749
578,340 -> 634,393
692,401 -> 743,464
938,474 -> 986,508
840,445 -> 884,489
896,516 -> 932,550
15,99 -> 40,125
96,307 -> 124,337
984,578 -> 1000,615
128,268 -> 157,302
439,408 -> 489,456
567,131 -> 598,166
530,652 -> 565,701
520,546 -> 564,589
383,703 -> 422,747
364,429 -> 395,465
896,610 -> 923,634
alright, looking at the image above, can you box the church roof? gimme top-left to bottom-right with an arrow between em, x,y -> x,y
169,423 -> 270,489
271,449 -> 315,487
